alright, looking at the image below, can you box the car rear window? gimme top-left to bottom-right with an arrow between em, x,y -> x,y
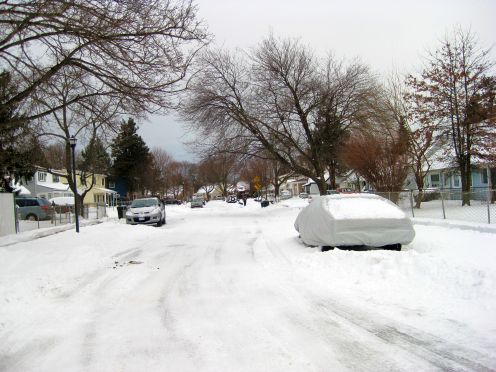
131,199 -> 158,208
38,198 -> 51,206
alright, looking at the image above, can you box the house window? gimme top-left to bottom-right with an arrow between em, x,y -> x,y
430,174 -> 440,188
444,175 -> 450,187
453,175 -> 461,188
481,169 -> 488,184
53,175 -> 59,183
102,178 -> 105,186
38,172 -> 47,182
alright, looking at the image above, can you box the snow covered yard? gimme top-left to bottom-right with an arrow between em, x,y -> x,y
0,199 -> 495,371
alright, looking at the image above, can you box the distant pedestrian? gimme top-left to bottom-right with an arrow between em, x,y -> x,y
242,194 -> 247,206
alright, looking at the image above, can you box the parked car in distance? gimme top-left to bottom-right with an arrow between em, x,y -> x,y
280,190 -> 292,200
294,194 -> 415,251
226,195 -> 237,203
299,192 -> 309,199
15,196 -> 52,221
190,197 -> 204,208
164,198 -> 182,205
125,197 -> 166,226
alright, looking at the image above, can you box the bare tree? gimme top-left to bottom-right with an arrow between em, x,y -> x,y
151,147 -> 174,197
196,159 -> 221,200
42,142 -> 66,170
32,70 -> 121,213
407,28 -> 495,206
201,153 -> 240,197
0,0 -> 209,121
340,93 -> 411,203
182,36 -> 375,195
381,72 -> 439,208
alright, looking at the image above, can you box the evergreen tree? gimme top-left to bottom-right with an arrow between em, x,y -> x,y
0,71 -> 42,191
110,118 -> 151,194
81,138 -> 112,175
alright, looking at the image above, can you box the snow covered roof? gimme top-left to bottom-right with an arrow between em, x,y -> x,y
13,185 -> 31,195
41,182 -> 70,191
93,187 -> 118,194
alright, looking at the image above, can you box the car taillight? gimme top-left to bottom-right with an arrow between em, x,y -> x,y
41,205 -> 50,211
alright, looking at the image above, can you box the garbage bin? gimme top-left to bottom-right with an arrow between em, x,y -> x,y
117,205 -> 125,219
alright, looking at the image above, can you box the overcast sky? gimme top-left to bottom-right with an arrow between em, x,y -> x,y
139,0 -> 496,162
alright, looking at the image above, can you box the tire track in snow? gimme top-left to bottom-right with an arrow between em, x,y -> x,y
250,228 -> 496,370
310,298 -> 496,371
79,241 -> 182,369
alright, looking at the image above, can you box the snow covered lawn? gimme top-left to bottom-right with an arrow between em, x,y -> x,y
0,199 -> 495,371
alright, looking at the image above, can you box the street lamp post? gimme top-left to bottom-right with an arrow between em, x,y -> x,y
69,135 -> 80,233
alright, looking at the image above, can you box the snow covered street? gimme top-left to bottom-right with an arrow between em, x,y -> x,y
1,199 -> 495,371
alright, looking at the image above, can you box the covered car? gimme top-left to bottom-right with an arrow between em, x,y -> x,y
294,194 -> 415,250
126,197 -> 166,226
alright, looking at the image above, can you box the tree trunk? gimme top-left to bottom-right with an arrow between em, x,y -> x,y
414,174 -> 424,209
274,182 -> 280,199
328,161 -> 337,190
460,157 -> 471,206
316,177 -> 328,195
490,168 -> 495,204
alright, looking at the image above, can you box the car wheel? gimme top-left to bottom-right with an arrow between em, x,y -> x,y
383,243 -> 401,251
26,214 -> 37,221
156,217 -> 162,227
321,246 -> 334,252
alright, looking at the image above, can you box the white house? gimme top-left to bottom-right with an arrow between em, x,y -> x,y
24,169 -> 73,200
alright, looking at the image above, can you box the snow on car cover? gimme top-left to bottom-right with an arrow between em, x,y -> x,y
294,194 -> 415,247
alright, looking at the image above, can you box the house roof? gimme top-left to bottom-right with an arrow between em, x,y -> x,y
40,182 -> 71,191
93,187 -> 117,194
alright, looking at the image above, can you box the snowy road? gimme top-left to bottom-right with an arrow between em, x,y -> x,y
1,199 -> 495,371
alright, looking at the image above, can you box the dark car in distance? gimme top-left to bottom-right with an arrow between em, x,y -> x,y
164,198 -> 182,205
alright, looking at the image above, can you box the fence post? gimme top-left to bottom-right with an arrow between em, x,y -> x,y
488,188 -> 491,224
440,189 -> 446,219
409,190 -> 415,218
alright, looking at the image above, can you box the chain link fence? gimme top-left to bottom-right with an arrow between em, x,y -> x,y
16,203 -> 108,233
373,189 -> 495,224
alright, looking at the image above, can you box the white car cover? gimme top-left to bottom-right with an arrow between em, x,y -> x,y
294,194 -> 415,247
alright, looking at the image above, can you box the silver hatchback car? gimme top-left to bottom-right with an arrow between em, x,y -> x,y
125,197 -> 166,226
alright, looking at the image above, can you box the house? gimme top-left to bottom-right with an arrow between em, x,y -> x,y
107,177 -> 129,201
423,164 -> 491,190
423,163 -> 492,201
294,171 -> 366,195
280,175 -> 307,197
25,168 -> 116,205
24,169 -> 73,200
83,173 -> 117,206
